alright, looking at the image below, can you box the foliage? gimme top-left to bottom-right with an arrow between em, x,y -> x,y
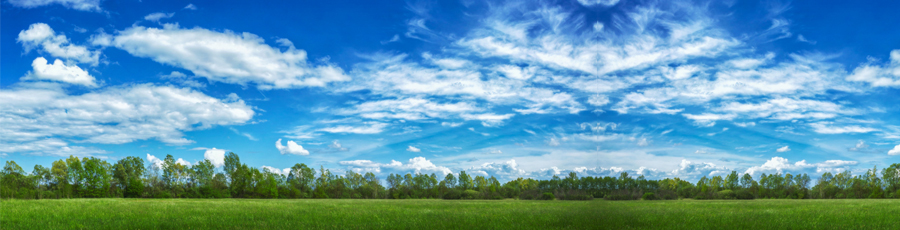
3,153 -> 900,202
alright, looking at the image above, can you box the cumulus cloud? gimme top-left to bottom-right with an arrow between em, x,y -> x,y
261,166 -> 291,175
744,157 -> 857,176
22,57 -> 98,87
145,153 -> 191,168
339,157 -> 452,175
406,146 -> 421,152
106,24 -> 349,89
889,144 -> 900,155
18,23 -> 100,65
0,84 -> 254,155
777,146 -> 791,152
147,154 -> 164,169
193,147 -> 226,167
8,0 -> 101,11
468,159 -> 527,180
276,139 -> 310,155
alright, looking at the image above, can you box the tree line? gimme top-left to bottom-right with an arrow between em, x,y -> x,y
2,152 -> 900,200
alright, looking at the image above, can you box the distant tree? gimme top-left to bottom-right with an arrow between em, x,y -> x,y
725,171 -> 739,190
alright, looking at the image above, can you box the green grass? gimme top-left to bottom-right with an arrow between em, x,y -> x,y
3,199 -> 899,229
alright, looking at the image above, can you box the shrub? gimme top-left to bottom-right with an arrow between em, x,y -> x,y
641,192 -> 657,200
538,192 -> 555,200
461,190 -> 481,200
442,189 -> 461,199
124,178 -> 144,198
735,189 -> 754,200
717,190 -> 736,199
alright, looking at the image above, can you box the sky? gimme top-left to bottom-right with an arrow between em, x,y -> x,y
3,0 -> 900,182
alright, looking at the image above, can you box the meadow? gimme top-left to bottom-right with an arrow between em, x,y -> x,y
3,199 -> 899,229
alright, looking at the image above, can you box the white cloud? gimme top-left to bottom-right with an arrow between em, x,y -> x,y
340,157 -> 452,175
160,71 -> 206,88
576,0 -> 620,7
683,113 -> 735,127
8,0 -> 101,11
468,159 -> 527,181
716,98 -> 848,121
175,158 -> 191,166
261,166 -> 291,175
317,122 -> 388,134
846,50 -> 900,87
441,122 -> 463,127
276,139 -> 310,155
734,122 -> 756,127
194,147 -> 225,167
669,159 -> 729,181
147,154 -> 164,169
329,140 -> 347,151
18,23 -> 100,65
341,97 -> 480,121
107,24 -> 349,89
636,138 -> 650,147
381,34 -> 400,44
144,12 -> 175,22
808,122 -> 878,134
547,137 -> 561,146
889,144 -> 900,155
406,146 -> 421,152
0,138 -> 106,157
587,94 -> 610,106
744,157 -> 857,176
460,113 -> 514,127
183,4 -> 197,10
22,57 -> 98,87
0,84 -> 254,155
776,146 -> 791,152
228,127 -> 257,141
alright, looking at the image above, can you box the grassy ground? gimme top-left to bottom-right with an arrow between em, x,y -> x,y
3,198 -> 899,229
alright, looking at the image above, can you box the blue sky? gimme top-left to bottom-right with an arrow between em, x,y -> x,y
3,0 -> 900,182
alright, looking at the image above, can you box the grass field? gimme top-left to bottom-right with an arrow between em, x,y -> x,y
3,199 -> 900,229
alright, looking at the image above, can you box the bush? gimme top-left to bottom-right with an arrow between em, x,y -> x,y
461,190 -> 481,200
717,190 -> 736,199
539,192 -> 555,200
124,178 -> 144,198
442,189 -> 461,199
736,189 -> 754,200
641,192 -> 657,200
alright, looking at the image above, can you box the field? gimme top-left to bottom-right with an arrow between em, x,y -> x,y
3,199 -> 900,229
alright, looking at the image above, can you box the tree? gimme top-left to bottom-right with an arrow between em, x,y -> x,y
1,161 -> 26,198
725,171 -> 739,190
442,173 -> 457,189
81,157 -> 112,198
224,152 -> 241,183
32,165 -> 51,197
458,171 -> 472,190
66,156 -> 84,196
51,159 -> 69,198
114,156 -> 145,198
740,173 -> 754,189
